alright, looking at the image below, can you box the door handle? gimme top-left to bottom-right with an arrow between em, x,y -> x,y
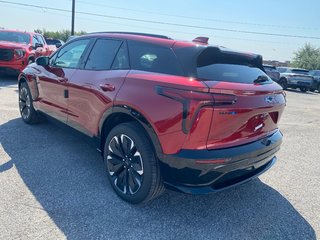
100,83 -> 115,92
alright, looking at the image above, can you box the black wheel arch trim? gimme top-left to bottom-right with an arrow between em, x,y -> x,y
18,74 -> 39,100
99,105 -> 164,158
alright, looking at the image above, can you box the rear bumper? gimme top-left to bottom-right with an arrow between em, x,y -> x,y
160,130 -> 282,194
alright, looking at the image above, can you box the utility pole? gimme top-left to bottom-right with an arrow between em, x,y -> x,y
71,0 -> 75,35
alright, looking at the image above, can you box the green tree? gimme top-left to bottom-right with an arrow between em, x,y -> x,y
34,29 -> 87,42
291,43 -> 320,70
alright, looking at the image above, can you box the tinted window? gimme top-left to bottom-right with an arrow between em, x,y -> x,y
198,64 -> 271,83
32,36 -> 40,46
277,68 -> 287,73
128,42 -> 183,76
37,35 -> 45,45
291,69 -> 309,75
54,39 -> 90,68
85,39 -> 122,70
111,43 -> 129,70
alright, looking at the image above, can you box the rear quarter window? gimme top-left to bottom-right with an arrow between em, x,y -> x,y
128,41 -> 184,76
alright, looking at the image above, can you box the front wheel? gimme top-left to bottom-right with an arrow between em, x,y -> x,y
19,82 -> 40,124
103,122 -> 164,204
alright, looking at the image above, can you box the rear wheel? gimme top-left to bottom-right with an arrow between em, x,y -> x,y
300,87 -> 308,92
19,82 -> 40,124
103,122 -> 164,204
278,78 -> 287,90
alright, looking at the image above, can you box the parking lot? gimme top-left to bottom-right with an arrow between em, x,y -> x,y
0,76 -> 319,239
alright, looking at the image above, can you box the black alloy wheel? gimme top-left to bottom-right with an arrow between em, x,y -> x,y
107,134 -> 144,195
19,82 -> 39,124
104,122 -> 164,204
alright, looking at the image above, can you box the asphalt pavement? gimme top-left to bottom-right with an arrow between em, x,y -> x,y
0,76 -> 319,240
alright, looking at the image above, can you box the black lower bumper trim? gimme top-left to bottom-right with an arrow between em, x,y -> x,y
159,130 -> 282,194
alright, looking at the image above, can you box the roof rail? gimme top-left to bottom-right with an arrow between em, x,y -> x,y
88,31 -> 172,39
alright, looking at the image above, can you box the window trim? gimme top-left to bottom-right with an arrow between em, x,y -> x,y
82,37 -> 127,71
51,38 -> 93,69
127,40 -> 184,76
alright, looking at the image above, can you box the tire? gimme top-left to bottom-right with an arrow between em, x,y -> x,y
103,122 -> 164,204
279,78 -> 287,90
28,58 -> 34,65
300,87 -> 307,92
19,82 -> 40,124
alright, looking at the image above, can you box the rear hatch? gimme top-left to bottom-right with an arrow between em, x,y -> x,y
196,47 -> 286,150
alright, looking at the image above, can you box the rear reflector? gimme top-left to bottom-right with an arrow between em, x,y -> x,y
196,158 -> 231,164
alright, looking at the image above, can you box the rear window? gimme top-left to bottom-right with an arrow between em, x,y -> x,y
128,42 -> 184,76
277,68 -> 287,73
197,64 -> 270,83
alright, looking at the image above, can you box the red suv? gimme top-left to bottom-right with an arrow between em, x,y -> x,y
0,30 -> 53,75
18,32 -> 286,204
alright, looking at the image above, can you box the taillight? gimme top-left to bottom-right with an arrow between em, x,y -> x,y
155,86 -> 236,133
14,49 -> 26,59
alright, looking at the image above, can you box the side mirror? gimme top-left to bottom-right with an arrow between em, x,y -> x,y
36,56 -> 49,66
35,43 -> 43,49
55,42 -> 62,48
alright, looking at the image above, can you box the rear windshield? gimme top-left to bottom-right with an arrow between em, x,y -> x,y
0,31 -> 30,44
46,39 -> 60,45
198,64 -> 270,83
277,68 -> 287,73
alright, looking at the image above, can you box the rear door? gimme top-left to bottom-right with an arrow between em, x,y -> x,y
36,38 -> 91,122
196,48 -> 286,149
67,38 -> 130,137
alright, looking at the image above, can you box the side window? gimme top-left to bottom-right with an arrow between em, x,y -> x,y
53,39 -> 90,68
111,43 -> 129,70
128,42 -> 183,76
32,36 -> 39,47
37,35 -> 45,45
85,39 -> 122,70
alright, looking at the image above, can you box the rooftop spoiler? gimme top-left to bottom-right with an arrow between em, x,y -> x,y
192,37 -> 209,44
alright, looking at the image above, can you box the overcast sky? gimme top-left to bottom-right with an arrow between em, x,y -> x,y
0,0 -> 319,61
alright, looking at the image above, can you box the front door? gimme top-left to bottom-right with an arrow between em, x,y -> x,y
67,39 -> 130,137
36,39 -> 91,123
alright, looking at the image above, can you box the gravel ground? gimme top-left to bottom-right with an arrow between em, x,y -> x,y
0,76 -> 319,240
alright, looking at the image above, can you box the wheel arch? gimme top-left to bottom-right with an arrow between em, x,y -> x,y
99,105 -> 163,158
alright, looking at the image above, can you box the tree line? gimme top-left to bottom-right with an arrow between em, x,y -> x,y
34,29 -> 87,42
291,43 -> 320,70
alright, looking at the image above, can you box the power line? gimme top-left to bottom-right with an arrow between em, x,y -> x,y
1,0 -> 320,40
38,8 -> 300,46
74,0 -> 319,31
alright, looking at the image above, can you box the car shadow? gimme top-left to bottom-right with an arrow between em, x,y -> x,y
0,75 -> 18,88
0,118 -> 316,240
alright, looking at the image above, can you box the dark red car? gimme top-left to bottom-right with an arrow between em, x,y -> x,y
18,32 -> 286,204
0,29 -> 54,75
